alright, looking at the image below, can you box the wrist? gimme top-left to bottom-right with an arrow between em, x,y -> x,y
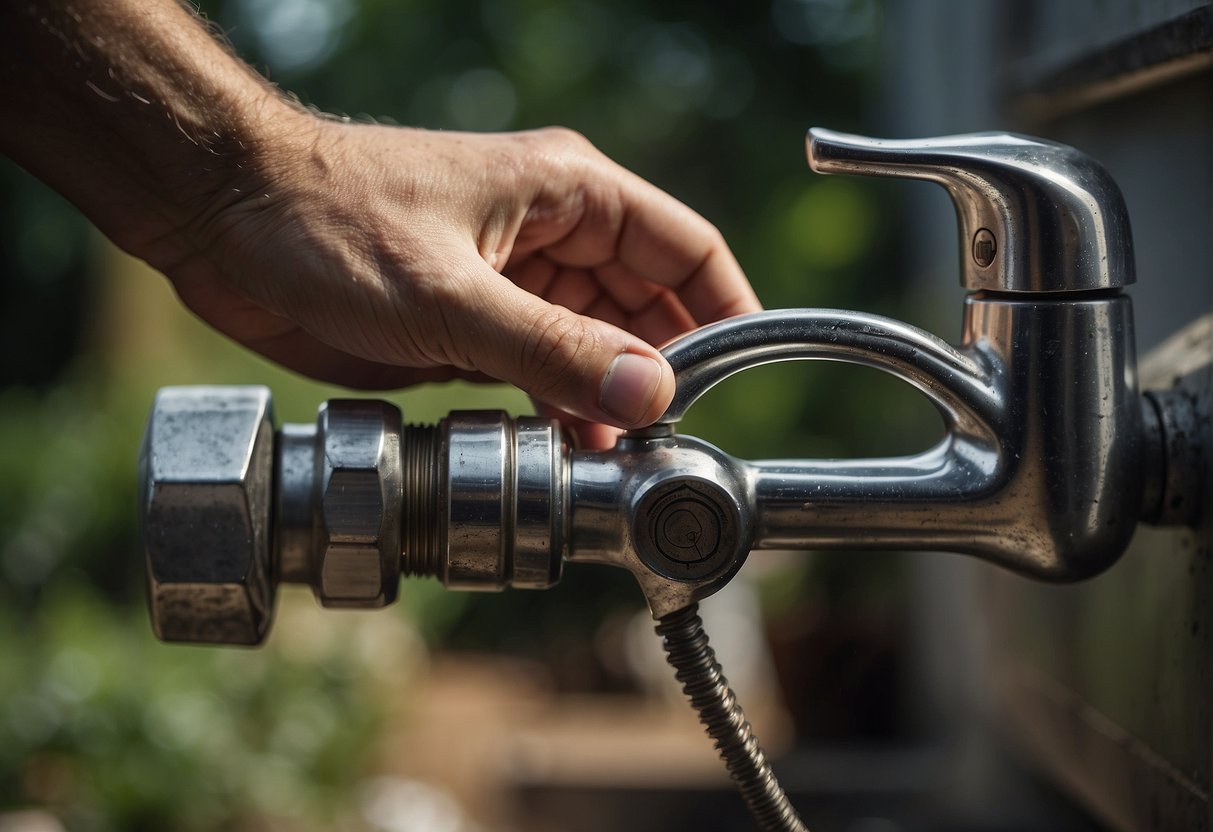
161,101 -> 320,252
113,55 -> 322,269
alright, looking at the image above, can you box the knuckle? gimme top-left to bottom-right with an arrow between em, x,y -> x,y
537,125 -> 594,153
520,127 -> 600,175
704,222 -> 727,250
521,309 -> 597,398
386,262 -> 467,368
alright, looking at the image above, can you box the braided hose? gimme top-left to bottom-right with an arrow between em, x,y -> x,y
656,604 -> 809,832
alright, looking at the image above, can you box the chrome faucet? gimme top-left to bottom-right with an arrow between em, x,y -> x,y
138,129 -> 1196,832
566,128 -> 1144,615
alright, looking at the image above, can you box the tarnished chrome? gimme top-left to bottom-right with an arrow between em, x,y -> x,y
652,300 -> 1139,580
140,386 -> 275,645
314,400 -> 403,608
138,133 -> 1162,613
440,411 -> 509,588
566,129 -> 1145,613
512,417 -> 568,588
808,128 -> 1135,293
654,308 -> 996,431
566,433 -> 752,618
142,396 -> 565,644
142,128 -> 1156,631
434,412 -> 566,590
569,295 -> 1140,612
275,422 -> 316,584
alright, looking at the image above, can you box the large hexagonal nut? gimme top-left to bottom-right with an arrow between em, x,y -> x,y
139,386 -> 276,645
314,400 -> 402,607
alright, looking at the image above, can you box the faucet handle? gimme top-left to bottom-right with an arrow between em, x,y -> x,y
806,127 -> 1134,293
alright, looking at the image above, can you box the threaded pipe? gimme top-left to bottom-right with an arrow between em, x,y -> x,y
401,423 -> 441,578
656,603 -> 808,832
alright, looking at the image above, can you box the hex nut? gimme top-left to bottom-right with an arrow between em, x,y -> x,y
140,386 -> 275,645
314,400 -> 403,607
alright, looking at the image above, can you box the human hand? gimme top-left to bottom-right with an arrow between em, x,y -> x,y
157,118 -> 760,447
3,0 -> 759,447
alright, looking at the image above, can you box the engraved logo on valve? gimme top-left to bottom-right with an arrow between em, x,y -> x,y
633,479 -> 739,581
656,501 -> 719,562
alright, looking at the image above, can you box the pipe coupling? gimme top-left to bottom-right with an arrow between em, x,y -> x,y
400,411 -> 567,591
276,407 -> 568,602
143,390 -> 567,643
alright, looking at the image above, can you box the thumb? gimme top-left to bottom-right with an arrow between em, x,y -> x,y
449,265 -> 674,428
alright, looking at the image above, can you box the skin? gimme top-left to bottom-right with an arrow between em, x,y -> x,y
0,0 -> 761,448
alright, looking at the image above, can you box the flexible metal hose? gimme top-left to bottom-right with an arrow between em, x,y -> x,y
656,603 -> 809,832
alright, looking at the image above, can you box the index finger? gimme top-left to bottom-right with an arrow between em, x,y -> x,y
613,172 -> 762,324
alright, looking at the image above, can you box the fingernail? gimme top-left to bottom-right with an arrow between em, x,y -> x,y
599,353 -> 663,425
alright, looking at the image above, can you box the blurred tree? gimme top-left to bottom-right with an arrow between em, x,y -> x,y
0,165 -> 93,388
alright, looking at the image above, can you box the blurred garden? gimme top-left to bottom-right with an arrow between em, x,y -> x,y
0,0 -> 943,828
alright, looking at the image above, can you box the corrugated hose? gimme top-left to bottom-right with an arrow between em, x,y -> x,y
656,603 -> 809,832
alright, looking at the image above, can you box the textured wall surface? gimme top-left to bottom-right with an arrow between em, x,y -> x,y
886,2 -> 1213,829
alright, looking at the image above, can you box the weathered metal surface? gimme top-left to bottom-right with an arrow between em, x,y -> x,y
313,399 -> 403,607
140,386 -> 275,645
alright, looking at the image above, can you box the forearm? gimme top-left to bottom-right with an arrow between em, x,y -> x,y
0,1 -> 759,430
0,0 -> 309,261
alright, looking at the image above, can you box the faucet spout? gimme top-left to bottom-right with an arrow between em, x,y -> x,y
638,296 -> 1142,583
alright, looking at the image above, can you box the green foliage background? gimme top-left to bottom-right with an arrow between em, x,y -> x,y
0,0 -> 934,827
